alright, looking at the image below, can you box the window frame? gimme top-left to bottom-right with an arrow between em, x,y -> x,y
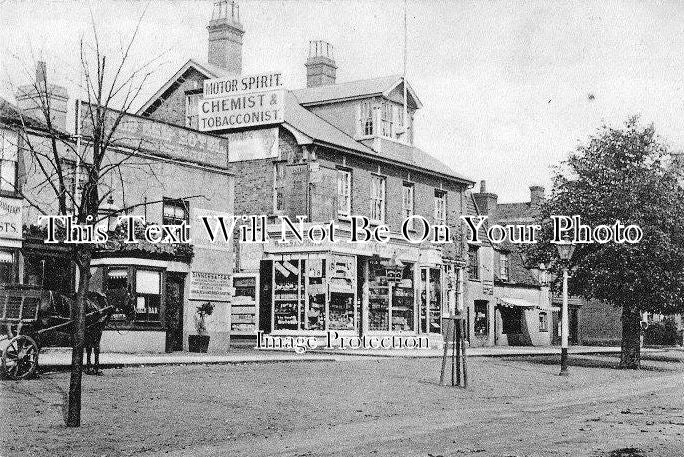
468,246 -> 480,281
0,129 -> 19,196
402,182 -> 414,229
539,311 -> 549,332
185,92 -> 201,129
434,190 -> 447,225
499,253 -> 509,281
369,174 -> 386,223
358,100 -> 374,137
162,198 -> 189,226
336,168 -> 352,217
272,161 -> 286,214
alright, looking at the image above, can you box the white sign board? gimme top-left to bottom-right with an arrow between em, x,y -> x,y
226,128 -> 279,162
189,271 -> 233,302
203,72 -> 283,99
0,197 -> 22,240
198,89 -> 285,132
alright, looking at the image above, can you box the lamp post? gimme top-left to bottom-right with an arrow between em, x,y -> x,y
556,238 -> 575,376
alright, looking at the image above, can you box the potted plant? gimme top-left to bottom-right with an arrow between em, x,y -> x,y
188,301 -> 214,353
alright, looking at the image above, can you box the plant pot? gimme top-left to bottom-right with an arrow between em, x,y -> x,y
188,335 -> 210,353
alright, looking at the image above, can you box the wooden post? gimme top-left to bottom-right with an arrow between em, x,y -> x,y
440,315 -> 468,387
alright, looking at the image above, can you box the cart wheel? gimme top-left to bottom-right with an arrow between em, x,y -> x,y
1,335 -> 39,380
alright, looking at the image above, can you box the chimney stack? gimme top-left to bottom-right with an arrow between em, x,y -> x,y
305,40 -> 337,88
473,180 -> 498,217
207,0 -> 244,75
529,185 -> 545,212
15,61 -> 69,130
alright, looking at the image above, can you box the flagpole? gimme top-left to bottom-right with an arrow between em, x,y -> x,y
403,0 -> 408,134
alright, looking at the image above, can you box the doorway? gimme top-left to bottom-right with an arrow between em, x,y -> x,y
165,273 -> 185,352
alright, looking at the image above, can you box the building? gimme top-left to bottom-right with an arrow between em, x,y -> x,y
1,62 -> 236,353
138,0 -> 475,346
463,182 -> 553,347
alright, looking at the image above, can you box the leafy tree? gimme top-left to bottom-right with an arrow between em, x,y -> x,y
525,117 -> 684,369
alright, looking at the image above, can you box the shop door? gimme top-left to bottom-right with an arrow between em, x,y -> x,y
165,274 -> 185,352
420,268 -> 442,334
569,307 -> 579,345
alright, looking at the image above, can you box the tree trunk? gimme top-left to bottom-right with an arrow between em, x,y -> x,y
65,252 -> 92,427
619,305 -> 641,369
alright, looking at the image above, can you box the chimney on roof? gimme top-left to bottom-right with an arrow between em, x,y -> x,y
473,180 -> 498,217
207,0 -> 244,75
306,40 -> 337,88
530,185 -> 545,212
15,60 -> 68,130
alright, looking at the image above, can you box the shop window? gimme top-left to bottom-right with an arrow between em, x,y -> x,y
0,250 -> 15,283
539,312 -> 549,332
368,260 -> 390,331
358,100 -> 374,136
474,300 -> 488,336
434,190 -> 447,226
105,268 -> 130,322
273,259 -> 304,330
468,246 -> 479,280
135,269 -> 161,322
391,263 -> 414,331
499,253 -> 509,281
306,258 -> 326,331
327,255 -> 355,330
419,267 -> 442,333
162,198 -> 189,226
185,93 -> 201,129
370,175 -> 386,223
336,168 -> 351,216
402,183 -> 414,228
0,129 -> 18,195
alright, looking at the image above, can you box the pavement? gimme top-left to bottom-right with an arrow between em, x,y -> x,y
35,344 -> 671,369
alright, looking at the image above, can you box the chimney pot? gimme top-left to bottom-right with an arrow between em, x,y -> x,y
207,0 -> 244,75
480,180 -> 486,193
306,40 -> 337,88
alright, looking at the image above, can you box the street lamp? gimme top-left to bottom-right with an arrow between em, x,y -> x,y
556,238 -> 575,376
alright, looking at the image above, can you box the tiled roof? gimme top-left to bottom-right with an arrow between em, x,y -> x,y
0,97 -> 49,131
293,74 -> 405,105
496,202 -> 536,223
137,61 -> 467,182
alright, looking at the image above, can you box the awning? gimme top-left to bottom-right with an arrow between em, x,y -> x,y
498,297 -> 540,309
499,297 -> 560,312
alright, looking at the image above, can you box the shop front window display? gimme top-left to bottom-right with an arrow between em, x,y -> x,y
391,263 -> 414,331
368,261 -> 390,331
328,255 -> 356,331
273,259 -> 304,330
306,258 -> 326,331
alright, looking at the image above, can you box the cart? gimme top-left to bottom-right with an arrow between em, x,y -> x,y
0,286 -> 113,380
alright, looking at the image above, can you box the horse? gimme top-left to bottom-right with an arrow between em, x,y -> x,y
83,288 -> 133,375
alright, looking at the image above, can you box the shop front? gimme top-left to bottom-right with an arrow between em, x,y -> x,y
256,235 -> 458,345
0,196 -> 23,285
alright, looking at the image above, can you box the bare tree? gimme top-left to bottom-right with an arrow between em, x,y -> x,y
6,14 -> 201,426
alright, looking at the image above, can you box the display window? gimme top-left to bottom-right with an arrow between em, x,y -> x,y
420,267 -> 443,334
0,249 -> 16,284
272,254 -> 357,332
368,259 -> 415,332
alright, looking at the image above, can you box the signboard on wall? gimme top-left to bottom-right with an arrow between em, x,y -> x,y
77,101 -> 229,168
203,72 -> 283,99
189,271 -> 233,302
225,128 -> 279,162
198,89 -> 285,132
0,197 -> 22,240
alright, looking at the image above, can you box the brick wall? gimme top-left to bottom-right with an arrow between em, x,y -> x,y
146,68 -> 207,127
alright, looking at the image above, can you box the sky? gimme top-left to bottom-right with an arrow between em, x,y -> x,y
2,0 -> 684,203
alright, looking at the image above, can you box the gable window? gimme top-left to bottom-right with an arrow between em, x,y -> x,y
434,190 -> 447,225
499,253 -> 509,281
336,168 -> 352,216
468,246 -> 479,280
185,93 -> 201,129
369,174 -> 386,223
359,100 -> 374,136
0,129 -> 18,195
162,198 -> 189,226
402,183 -> 414,228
